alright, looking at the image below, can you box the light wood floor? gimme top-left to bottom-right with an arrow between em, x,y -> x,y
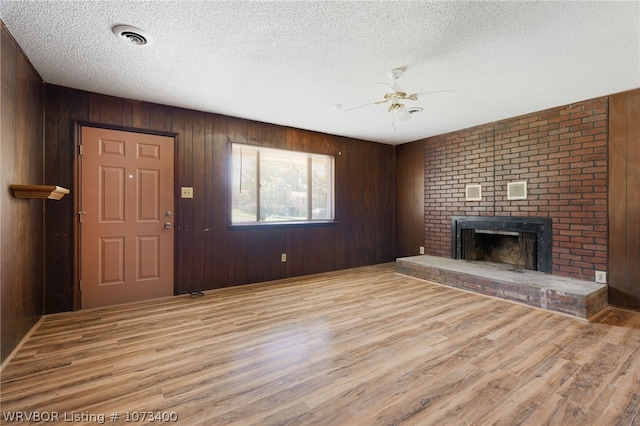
2,263 -> 640,425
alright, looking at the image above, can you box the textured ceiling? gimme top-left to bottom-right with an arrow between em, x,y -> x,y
1,1 -> 639,145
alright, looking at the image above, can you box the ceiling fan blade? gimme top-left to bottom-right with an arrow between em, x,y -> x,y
375,82 -> 395,92
409,90 -> 456,99
340,100 -> 381,112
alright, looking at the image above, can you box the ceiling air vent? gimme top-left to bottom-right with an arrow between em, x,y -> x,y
507,181 -> 527,200
465,184 -> 482,201
112,25 -> 151,46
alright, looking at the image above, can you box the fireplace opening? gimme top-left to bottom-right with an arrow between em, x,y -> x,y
461,229 -> 538,270
451,216 -> 552,273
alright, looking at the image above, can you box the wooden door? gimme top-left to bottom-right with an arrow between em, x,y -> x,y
80,127 -> 175,309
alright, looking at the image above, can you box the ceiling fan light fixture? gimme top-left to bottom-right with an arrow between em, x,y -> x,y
112,25 -> 151,46
340,66 -> 447,128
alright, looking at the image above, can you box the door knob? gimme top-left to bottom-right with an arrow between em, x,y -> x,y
164,222 -> 173,229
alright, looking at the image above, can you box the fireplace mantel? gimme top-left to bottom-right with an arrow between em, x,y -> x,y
451,216 -> 552,273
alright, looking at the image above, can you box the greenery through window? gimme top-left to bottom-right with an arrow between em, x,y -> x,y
231,144 -> 334,224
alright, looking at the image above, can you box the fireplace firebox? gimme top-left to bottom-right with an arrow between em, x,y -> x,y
451,216 -> 552,273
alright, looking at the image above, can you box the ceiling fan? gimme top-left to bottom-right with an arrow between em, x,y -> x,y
336,67 -> 451,128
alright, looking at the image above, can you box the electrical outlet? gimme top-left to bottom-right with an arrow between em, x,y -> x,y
595,271 -> 607,284
419,246 -> 425,255
281,253 -> 287,262
181,187 -> 194,198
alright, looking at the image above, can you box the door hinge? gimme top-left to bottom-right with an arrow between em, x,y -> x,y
78,211 -> 85,223
78,144 -> 83,156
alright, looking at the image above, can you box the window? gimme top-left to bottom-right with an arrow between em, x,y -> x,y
231,143 -> 334,224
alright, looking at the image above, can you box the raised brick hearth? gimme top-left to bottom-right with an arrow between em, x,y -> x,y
396,255 -> 607,319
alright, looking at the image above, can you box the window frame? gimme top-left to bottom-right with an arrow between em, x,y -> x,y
229,143 -> 336,227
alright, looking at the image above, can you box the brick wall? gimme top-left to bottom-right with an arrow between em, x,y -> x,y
424,97 -> 608,281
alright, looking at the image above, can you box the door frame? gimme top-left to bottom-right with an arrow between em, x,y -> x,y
73,122 -> 179,310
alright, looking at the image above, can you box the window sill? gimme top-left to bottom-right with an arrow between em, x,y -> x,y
228,221 -> 337,231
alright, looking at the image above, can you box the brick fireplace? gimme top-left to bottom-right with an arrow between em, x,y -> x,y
423,97 -> 608,282
451,216 -> 552,273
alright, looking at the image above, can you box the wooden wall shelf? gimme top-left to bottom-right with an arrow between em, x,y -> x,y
10,185 -> 70,200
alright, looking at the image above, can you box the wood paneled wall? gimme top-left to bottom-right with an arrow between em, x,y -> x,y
609,89 -> 640,310
395,140 -> 424,257
44,85 -> 396,313
1,24 -> 45,362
